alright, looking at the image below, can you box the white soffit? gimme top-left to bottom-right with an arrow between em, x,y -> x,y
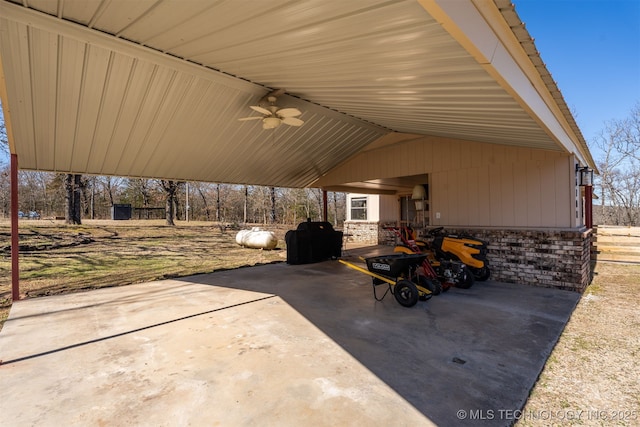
0,0 -> 591,188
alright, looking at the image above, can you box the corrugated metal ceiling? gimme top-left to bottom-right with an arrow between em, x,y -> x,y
0,0 -> 592,189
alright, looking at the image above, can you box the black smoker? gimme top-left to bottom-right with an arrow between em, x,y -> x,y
285,219 -> 343,264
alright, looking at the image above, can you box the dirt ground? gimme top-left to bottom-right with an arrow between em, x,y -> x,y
0,219 -> 290,329
1,221 -> 639,426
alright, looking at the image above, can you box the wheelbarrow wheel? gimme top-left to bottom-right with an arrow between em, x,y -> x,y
393,279 -> 419,307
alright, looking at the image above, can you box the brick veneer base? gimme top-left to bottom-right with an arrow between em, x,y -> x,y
343,221 -> 594,292
443,228 -> 594,292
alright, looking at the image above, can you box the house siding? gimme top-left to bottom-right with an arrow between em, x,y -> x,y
319,135 -> 577,228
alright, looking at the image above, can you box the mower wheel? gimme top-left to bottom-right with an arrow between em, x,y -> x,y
393,280 -> 419,307
418,275 -> 442,296
456,266 -> 475,289
471,266 -> 491,281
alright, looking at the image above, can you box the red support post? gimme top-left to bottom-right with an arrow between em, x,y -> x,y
11,153 -> 20,301
585,185 -> 593,229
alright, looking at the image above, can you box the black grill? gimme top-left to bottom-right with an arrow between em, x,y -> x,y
285,220 -> 343,264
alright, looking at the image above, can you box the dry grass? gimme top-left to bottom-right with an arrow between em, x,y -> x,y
516,227 -> 640,426
0,219 -> 289,331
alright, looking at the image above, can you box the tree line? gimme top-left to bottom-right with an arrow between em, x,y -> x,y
0,169 -> 347,226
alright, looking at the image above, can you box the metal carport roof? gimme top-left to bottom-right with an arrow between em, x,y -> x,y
0,0 -> 596,190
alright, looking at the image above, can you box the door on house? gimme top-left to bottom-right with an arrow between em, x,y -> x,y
400,185 -> 429,230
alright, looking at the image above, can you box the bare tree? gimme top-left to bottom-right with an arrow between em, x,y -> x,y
332,192 -> 340,227
269,187 -> 276,224
160,180 -> 179,226
593,103 -> 640,225
0,102 -> 9,161
0,105 -> 9,217
100,176 -> 123,207
0,164 -> 9,217
64,173 -> 81,224
215,184 -> 221,222
611,103 -> 640,161
192,182 -> 211,221
243,185 -> 248,223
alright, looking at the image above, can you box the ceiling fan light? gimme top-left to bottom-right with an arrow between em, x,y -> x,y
263,117 -> 281,129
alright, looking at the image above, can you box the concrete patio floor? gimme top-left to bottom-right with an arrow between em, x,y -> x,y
0,247 -> 581,426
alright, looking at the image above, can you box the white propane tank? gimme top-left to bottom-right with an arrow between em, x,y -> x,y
235,227 -> 278,250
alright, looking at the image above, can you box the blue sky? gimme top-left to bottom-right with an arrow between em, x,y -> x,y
514,0 -> 640,152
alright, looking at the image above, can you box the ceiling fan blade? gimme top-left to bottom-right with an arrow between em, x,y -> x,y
277,108 -> 301,118
282,117 -> 304,127
250,105 -> 272,116
238,116 -> 264,121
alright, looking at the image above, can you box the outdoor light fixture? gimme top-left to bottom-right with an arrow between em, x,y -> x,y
411,184 -> 427,212
576,165 -> 594,187
411,184 -> 426,200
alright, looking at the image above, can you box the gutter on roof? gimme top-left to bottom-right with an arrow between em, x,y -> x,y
421,0 -> 597,172
493,0 -> 598,172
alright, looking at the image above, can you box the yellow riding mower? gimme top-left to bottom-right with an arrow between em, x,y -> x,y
386,226 -> 474,292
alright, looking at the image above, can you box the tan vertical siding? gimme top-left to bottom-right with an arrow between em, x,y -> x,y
558,155 -> 573,226
488,164 -> 503,226
511,160 -> 527,226
526,160 -> 543,226
379,195 -> 399,222
56,37 -> 86,171
499,163 -> 516,226
319,135 -> 574,228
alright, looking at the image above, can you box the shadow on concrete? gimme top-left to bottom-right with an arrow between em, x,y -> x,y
179,247 -> 581,426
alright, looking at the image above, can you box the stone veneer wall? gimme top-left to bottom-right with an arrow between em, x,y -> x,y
436,227 -> 594,292
342,221 -> 380,245
344,222 -> 594,292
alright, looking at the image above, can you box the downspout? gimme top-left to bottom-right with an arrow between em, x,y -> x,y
11,153 -> 19,301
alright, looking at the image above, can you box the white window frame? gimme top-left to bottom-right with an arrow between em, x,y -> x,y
350,196 -> 368,221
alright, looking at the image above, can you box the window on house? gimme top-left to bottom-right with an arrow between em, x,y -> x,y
350,197 -> 367,220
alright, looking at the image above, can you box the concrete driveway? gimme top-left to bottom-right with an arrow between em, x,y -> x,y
0,247 -> 580,426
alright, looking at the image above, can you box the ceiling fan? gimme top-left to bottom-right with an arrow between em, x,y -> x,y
238,90 -> 304,130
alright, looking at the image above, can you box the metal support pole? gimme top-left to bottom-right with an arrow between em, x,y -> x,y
11,153 -> 20,301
